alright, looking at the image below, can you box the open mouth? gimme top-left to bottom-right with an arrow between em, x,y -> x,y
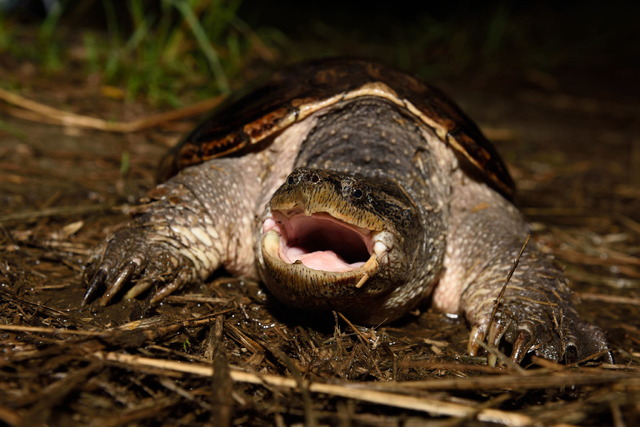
262,209 -> 390,278
264,211 -> 371,272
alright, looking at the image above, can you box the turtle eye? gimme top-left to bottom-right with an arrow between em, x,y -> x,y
351,188 -> 364,199
310,173 -> 320,183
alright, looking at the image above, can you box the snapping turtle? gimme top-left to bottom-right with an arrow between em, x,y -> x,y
84,59 -> 609,364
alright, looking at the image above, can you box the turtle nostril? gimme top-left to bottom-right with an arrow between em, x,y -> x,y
287,175 -> 296,185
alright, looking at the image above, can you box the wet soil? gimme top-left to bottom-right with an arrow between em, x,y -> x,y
1,45 -> 639,427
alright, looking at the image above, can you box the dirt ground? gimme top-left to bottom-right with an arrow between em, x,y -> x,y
1,10 -> 640,427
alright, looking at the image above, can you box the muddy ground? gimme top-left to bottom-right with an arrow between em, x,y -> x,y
1,9 -> 640,427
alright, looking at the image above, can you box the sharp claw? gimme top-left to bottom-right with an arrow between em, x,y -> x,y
468,325 -> 486,356
125,280 -> 153,300
488,321 -> 507,347
510,330 -> 533,363
509,321 -> 536,363
150,282 -> 178,304
98,261 -> 139,307
603,350 -> 614,364
82,269 -> 107,306
149,270 -> 188,303
564,344 -> 579,364
150,289 -> 170,304
563,333 -> 579,364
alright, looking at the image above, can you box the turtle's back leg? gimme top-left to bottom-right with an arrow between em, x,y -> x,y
84,157 -> 262,305
435,178 -> 610,364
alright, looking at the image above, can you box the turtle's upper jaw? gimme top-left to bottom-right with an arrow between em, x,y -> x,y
257,167 -> 420,322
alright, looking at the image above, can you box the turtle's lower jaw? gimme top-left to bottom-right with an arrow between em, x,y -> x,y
258,208 -> 398,311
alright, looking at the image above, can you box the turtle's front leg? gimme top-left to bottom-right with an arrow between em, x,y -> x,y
84,159 -> 260,306
434,180 -> 610,364
460,244 -> 610,364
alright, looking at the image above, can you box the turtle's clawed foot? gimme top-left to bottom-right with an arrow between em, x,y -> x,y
83,228 -> 195,306
83,257 -> 144,306
468,297 -> 612,365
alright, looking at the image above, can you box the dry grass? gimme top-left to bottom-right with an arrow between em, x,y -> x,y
1,62 -> 639,426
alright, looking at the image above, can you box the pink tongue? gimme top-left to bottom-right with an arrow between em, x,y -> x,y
286,247 -> 364,272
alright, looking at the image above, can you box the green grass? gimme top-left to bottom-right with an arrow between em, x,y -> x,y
0,0 -> 282,106
0,1 -> 633,105
89,0 -> 280,105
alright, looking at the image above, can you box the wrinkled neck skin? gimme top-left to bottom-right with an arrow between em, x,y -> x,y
257,98 -> 452,324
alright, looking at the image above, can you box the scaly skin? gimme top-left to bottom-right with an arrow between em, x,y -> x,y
84,157 -> 265,305
435,177 -> 610,363
85,97 -> 610,365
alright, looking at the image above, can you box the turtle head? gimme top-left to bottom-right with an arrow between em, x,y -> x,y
257,167 -> 426,324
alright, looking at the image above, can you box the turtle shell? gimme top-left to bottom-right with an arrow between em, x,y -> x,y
159,59 -> 515,198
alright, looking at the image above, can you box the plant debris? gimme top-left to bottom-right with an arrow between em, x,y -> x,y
1,8 -> 639,422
